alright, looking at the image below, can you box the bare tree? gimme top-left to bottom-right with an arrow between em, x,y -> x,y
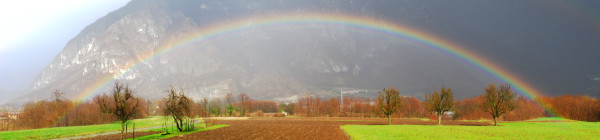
239,93 -> 250,117
95,81 -> 140,139
425,86 -> 454,125
481,83 -> 516,126
209,98 -> 222,116
377,87 -> 402,125
195,98 -> 211,127
224,93 -> 236,116
195,98 -> 209,118
162,86 -> 194,132
53,89 -> 65,102
51,90 -> 70,127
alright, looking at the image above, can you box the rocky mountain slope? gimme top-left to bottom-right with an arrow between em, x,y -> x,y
19,0 -> 492,103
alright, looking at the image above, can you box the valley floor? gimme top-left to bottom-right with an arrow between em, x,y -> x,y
1,117 -> 597,140
162,117 -> 490,140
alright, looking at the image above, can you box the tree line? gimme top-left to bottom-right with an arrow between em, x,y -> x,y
13,88 -> 148,130
2,82 -> 599,132
293,83 -> 600,125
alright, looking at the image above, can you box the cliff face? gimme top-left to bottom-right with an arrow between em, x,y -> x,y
25,0 -> 491,102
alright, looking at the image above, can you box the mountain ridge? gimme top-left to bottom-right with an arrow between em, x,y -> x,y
9,0 -> 494,105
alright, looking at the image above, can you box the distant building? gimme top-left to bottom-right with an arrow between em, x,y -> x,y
0,112 -> 19,120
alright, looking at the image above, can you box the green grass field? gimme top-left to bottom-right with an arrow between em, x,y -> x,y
342,117 -> 600,140
0,116 -> 194,139
526,117 -> 572,122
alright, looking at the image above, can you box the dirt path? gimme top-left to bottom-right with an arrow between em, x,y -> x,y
167,117 -> 490,140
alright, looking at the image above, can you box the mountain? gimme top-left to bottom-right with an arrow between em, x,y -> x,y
16,0 -> 494,104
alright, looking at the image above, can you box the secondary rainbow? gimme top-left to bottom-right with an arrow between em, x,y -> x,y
73,12 -> 556,114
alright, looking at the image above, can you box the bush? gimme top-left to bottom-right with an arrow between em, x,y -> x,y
253,110 -> 264,117
273,113 -> 285,117
203,118 -> 216,127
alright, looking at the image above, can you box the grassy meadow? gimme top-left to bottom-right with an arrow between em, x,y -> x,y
342,117 -> 600,140
0,116 -> 195,139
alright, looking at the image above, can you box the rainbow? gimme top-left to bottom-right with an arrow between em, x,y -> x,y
72,12 -> 556,115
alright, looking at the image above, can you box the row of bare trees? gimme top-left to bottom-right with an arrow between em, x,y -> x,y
7,82 -> 599,133
186,93 -> 279,118
292,83 -> 541,126
10,83 -> 148,135
292,93 -> 429,119
381,84 -> 520,126
539,95 -> 600,122
293,94 -> 379,118
291,83 -> 598,125
453,91 -> 600,122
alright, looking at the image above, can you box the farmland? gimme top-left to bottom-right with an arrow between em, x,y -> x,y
2,85 -> 598,139
1,116 -> 599,139
164,117 -> 490,140
160,117 -> 598,140
342,117 -> 600,140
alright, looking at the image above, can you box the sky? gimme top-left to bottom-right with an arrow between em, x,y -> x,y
420,0 -> 600,96
0,0 -> 599,97
0,0 -> 130,91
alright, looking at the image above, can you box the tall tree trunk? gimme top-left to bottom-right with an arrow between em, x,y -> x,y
438,115 -> 442,125
387,115 -> 392,125
172,116 -> 183,132
179,119 -> 184,131
133,123 -> 135,139
175,119 -> 182,132
494,117 -> 498,126
120,123 -> 125,139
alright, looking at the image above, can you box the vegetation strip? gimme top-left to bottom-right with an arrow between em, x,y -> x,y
0,116 -> 173,139
342,118 -> 600,140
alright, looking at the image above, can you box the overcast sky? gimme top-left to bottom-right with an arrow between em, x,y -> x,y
0,0 -> 130,91
0,0 -> 599,97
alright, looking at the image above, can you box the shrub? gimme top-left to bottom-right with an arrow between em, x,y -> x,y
273,113 -> 285,117
254,110 -> 264,117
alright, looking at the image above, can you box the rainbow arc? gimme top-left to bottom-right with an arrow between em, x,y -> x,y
71,12 -> 557,116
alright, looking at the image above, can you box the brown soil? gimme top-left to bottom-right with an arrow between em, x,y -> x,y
166,117 -> 491,140
77,131 -> 161,140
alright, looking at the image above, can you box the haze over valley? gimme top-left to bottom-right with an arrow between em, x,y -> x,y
1,0 -> 599,105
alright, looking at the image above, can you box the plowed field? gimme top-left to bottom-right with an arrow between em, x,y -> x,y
167,117 -> 490,140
